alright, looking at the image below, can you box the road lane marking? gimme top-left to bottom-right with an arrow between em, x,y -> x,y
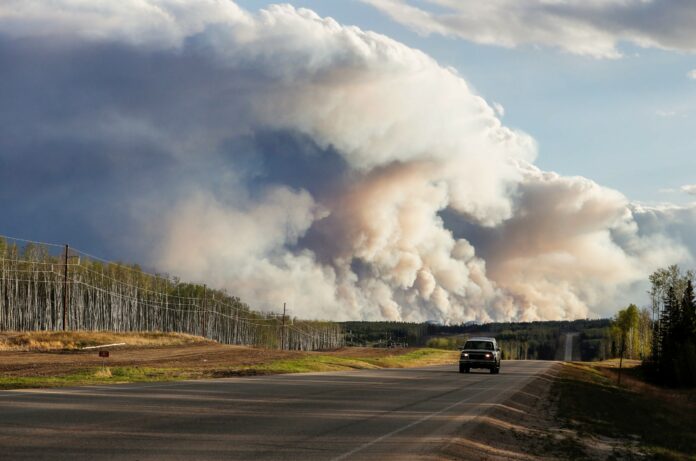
330,385 -> 495,461
331,362 -> 554,461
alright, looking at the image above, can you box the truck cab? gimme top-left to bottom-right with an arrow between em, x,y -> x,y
459,337 -> 501,374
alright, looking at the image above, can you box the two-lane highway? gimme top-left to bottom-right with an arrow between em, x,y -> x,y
0,360 -> 555,460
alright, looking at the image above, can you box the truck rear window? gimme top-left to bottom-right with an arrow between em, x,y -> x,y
464,341 -> 494,350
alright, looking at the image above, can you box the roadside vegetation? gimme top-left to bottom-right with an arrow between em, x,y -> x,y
0,331 -> 208,351
552,360 -> 696,460
0,333 -> 457,389
217,348 -> 458,376
0,367 -> 191,389
546,265 -> 696,460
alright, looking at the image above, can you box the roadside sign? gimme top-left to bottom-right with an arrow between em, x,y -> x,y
99,351 -> 109,358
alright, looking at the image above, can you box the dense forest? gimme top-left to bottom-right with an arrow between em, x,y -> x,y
342,318 -> 614,361
0,237 -> 342,350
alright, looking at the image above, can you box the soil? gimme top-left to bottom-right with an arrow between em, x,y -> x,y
0,343 -> 413,378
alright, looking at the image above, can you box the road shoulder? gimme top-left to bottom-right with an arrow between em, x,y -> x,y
438,363 -> 563,461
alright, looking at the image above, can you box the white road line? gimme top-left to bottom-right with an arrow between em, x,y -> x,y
330,385 -> 495,461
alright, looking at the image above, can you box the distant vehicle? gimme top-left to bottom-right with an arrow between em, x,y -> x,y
459,337 -> 501,374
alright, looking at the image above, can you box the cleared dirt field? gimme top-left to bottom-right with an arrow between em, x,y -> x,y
2,343 -> 293,377
0,332 -> 458,388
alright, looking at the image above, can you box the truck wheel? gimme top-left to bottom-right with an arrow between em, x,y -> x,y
489,367 -> 496,374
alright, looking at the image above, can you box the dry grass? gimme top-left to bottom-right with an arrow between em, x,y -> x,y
589,357 -> 642,369
0,331 -> 209,351
93,367 -> 112,378
554,361 -> 696,460
591,358 -> 696,413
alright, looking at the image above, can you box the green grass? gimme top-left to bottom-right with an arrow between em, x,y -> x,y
554,363 -> 696,460
215,349 -> 457,376
232,356 -> 380,375
0,348 -> 458,389
0,367 -> 193,389
359,348 -> 458,367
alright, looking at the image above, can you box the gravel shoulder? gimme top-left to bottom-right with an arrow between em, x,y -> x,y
439,362 -> 563,460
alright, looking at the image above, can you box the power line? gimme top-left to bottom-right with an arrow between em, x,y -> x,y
0,233 -> 344,349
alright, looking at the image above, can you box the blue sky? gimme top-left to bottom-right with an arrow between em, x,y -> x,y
240,0 -> 696,205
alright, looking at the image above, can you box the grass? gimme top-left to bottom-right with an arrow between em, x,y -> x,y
0,331 -> 208,351
0,348 -> 458,389
0,367 -> 194,389
222,348 -> 458,376
359,348 -> 459,367
226,356 -> 381,376
553,361 -> 696,460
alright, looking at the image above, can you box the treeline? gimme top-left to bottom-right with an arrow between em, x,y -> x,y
579,326 -> 613,361
645,265 -> 696,386
342,318 -> 614,361
342,321 -> 428,347
0,238 -> 342,350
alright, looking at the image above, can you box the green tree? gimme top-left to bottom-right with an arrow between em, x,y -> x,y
612,304 -> 639,384
636,308 -> 652,360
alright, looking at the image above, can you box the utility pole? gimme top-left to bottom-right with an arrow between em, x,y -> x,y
63,244 -> 68,331
202,284 -> 207,338
281,302 -> 287,350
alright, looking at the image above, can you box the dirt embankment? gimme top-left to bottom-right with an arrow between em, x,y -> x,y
439,364 -> 564,461
449,360 -> 696,461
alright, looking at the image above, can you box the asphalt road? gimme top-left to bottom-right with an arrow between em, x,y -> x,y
0,360 -> 554,460
564,333 -> 579,361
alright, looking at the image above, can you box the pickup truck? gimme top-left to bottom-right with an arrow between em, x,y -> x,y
459,337 -> 501,374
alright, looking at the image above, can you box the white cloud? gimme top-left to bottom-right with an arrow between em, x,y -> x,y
2,0 -> 694,322
363,0 -> 696,59
656,110 -> 678,118
688,69 -> 696,80
492,102 -> 505,117
682,184 -> 696,195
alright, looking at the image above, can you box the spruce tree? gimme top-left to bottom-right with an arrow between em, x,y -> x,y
679,279 -> 696,386
682,280 -> 696,341
660,286 -> 677,353
659,285 -> 679,383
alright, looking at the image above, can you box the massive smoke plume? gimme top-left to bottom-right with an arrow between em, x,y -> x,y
1,1 -> 694,322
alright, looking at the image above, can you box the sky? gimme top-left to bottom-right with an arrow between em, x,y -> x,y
1,0 -> 695,323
